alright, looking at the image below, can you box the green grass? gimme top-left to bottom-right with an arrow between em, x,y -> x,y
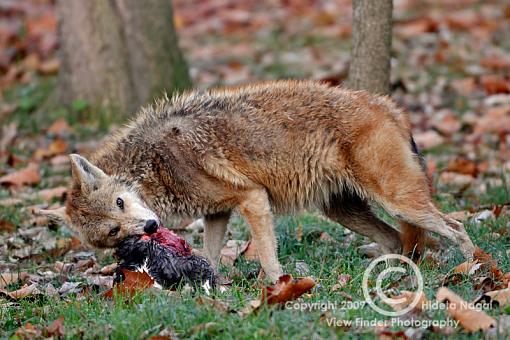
2,203 -> 509,339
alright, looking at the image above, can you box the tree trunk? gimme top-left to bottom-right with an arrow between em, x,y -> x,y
347,0 -> 393,95
56,0 -> 191,117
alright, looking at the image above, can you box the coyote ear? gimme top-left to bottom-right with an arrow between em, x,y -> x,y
69,154 -> 107,191
37,206 -> 71,225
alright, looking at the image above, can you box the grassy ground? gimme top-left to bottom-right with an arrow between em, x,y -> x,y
1,187 -> 509,338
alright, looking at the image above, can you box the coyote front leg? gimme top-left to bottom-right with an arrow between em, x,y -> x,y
238,189 -> 283,282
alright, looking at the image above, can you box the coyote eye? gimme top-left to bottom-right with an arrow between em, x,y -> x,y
116,197 -> 124,210
109,227 -> 120,237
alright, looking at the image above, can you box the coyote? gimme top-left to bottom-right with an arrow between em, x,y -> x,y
41,80 -> 475,282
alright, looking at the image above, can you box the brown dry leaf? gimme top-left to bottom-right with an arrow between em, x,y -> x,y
0,220 -> 15,232
34,139 -> 69,159
196,296 -> 232,313
451,77 -> 477,96
436,287 -> 496,333
453,260 -> 482,275
395,18 -> 437,39
439,172 -> 474,187
484,286 -> 510,307
103,268 -> 154,298
262,275 -> 315,305
0,271 -> 28,289
44,316 -> 64,338
384,291 -> 428,313
241,240 -> 259,261
414,131 -> 444,150
480,56 -> 510,71
473,248 -> 507,287
36,186 -> 67,202
319,232 -> 335,242
0,198 -> 23,207
432,112 -> 461,136
0,283 -> 40,300
220,240 -> 248,266
331,273 -> 351,292
0,122 -> 17,154
446,210 -> 473,222
15,323 -> 42,339
338,274 -> 351,288
445,11 -> 479,30
480,75 -> 510,95
445,158 -> 478,177
377,328 -> 407,340
47,118 -> 73,136
238,299 -> 262,318
0,163 -> 40,187
100,263 -> 118,275
38,58 -> 59,75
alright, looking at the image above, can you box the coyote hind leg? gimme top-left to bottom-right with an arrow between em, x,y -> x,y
204,211 -> 231,269
322,192 -> 402,254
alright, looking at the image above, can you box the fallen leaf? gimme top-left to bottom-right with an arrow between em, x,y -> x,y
0,198 -> 23,206
451,77 -> 477,96
295,261 -> 310,276
436,287 -> 496,333
220,240 -> 248,266
47,118 -> 73,136
100,263 -> 118,275
439,172 -> 474,187
0,271 -> 28,288
36,186 -> 67,202
319,232 -> 335,242
0,220 -> 15,232
445,158 -> 478,177
0,163 -> 40,187
58,282 -> 82,296
238,299 -> 262,317
44,316 -> 64,338
453,260 -> 482,275
476,285 -> 510,308
262,275 -> 315,305
432,111 -> 461,136
196,296 -> 233,313
38,58 -> 59,75
15,323 -> 42,339
414,131 -> 444,150
384,290 -> 428,313
0,122 -> 17,154
481,56 -> 510,71
480,75 -> 510,95
395,18 -> 437,39
34,138 -> 69,159
104,268 -> 154,298
0,283 -> 40,300
446,210 -> 473,222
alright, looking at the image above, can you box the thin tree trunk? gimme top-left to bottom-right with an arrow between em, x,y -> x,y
347,0 -> 393,95
56,0 -> 191,117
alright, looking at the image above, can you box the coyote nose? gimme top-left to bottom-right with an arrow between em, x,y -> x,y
144,220 -> 158,234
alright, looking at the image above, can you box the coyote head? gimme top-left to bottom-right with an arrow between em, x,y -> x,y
40,154 -> 160,248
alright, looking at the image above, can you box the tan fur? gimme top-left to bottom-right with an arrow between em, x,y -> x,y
42,80 -> 475,282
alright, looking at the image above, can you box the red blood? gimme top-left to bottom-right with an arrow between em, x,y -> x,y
141,227 -> 192,257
